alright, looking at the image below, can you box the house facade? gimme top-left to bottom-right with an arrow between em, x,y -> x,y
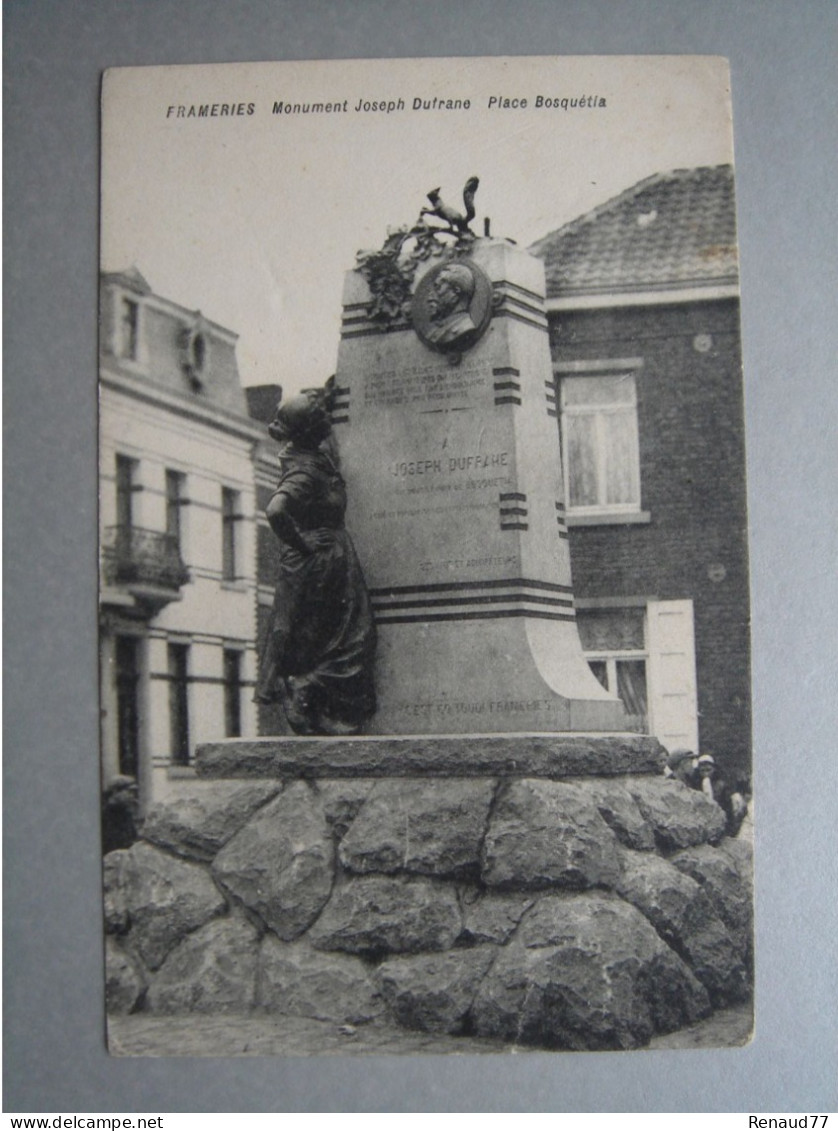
99,268 -> 264,809
531,166 -> 751,782
243,384 -> 291,738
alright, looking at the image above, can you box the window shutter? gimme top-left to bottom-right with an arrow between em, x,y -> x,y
646,599 -> 699,753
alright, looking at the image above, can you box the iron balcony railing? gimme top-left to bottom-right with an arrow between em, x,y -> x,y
102,525 -> 190,591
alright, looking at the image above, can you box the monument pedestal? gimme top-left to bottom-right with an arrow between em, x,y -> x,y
334,237 -> 626,734
106,734 -> 751,1052
196,732 -> 666,779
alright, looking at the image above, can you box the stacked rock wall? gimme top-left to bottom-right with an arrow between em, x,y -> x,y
105,738 -> 752,1051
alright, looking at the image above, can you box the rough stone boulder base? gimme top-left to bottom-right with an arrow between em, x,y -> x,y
315,779 -> 376,839
472,893 -> 710,1049
625,778 -> 726,851
376,947 -> 498,1034
458,890 -> 536,945
103,850 -> 131,934
212,782 -> 334,940
584,779 -> 656,851
481,779 -> 621,890
105,936 -> 146,1015
141,782 -> 282,862
147,917 -> 260,1014
616,849 -> 748,1005
120,842 -> 226,969
719,837 -> 754,898
258,937 -> 384,1023
309,875 -> 462,956
670,843 -> 753,960
339,779 -> 496,878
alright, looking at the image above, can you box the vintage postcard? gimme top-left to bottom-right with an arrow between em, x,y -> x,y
100,55 -> 753,1056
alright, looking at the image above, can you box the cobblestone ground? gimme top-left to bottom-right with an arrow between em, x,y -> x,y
109,1001 -> 752,1057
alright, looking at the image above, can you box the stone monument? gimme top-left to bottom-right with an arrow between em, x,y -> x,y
111,182 -> 750,1054
332,186 -> 626,734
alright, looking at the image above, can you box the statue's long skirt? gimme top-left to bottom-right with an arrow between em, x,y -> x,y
255,528 -> 376,731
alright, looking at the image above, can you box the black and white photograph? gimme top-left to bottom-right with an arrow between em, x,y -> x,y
6,0 -> 838,1114
98,55 -> 757,1057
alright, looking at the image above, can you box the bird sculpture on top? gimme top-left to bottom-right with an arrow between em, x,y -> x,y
420,176 -> 480,236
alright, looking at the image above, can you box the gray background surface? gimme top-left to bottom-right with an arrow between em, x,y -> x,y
4,0 -> 836,1113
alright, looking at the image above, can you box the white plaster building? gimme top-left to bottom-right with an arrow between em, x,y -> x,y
99,268 -> 264,809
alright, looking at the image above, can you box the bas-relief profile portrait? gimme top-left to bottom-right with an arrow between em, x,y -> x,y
412,259 -> 493,354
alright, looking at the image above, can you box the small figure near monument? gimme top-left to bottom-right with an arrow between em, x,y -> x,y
664,749 -> 749,837
256,392 -> 376,735
100,775 -> 138,855
665,749 -> 715,797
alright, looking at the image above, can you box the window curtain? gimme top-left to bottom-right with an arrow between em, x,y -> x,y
616,659 -> 647,720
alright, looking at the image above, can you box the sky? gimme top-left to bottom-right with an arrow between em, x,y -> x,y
101,55 -> 734,396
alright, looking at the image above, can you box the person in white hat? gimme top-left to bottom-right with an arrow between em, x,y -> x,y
664,748 -> 749,835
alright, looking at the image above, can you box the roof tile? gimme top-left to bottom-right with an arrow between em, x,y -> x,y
530,166 -> 738,297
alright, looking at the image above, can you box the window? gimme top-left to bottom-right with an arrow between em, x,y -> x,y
182,327 -> 208,391
119,297 -> 139,360
560,374 -> 640,513
577,601 -> 699,751
588,658 -> 649,733
577,607 -> 648,733
115,454 -> 138,529
221,487 -> 241,581
114,636 -> 141,777
223,649 -> 243,738
165,470 -> 186,551
168,643 -> 190,765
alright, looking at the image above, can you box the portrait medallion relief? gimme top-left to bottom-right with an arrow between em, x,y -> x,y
411,258 -> 494,355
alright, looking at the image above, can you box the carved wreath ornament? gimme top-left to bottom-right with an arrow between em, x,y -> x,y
354,177 -> 481,330
355,222 -> 477,328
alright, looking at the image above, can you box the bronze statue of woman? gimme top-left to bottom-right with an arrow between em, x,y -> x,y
255,392 -> 376,734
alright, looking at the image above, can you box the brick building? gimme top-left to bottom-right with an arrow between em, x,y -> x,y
99,268 -> 264,808
531,166 -> 751,781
